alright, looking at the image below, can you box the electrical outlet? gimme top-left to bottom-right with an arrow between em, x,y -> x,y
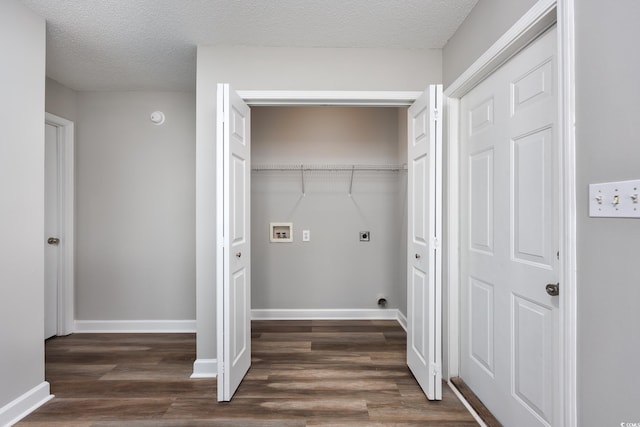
302,230 -> 310,242
359,231 -> 370,242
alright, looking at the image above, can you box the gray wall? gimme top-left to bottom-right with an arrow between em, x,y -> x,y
0,0 -> 47,416
442,0 -> 538,88
75,91 -> 196,321
443,0 -> 640,425
575,0 -> 640,424
251,107 -> 406,312
46,77 -> 78,122
196,46 -> 442,362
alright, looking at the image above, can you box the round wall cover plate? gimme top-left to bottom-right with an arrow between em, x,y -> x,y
150,111 -> 165,125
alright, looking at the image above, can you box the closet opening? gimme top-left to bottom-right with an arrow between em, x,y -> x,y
250,106 -> 409,318
216,86 -> 442,402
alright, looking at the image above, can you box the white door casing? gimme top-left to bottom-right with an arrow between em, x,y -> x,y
407,85 -> 443,400
216,84 -> 252,401
459,27 -> 559,427
210,88 -> 443,402
44,123 -> 60,339
44,113 -> 75,337
196,91 -> 424,381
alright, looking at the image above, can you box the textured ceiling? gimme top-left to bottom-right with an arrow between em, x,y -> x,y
20,0 -> 478,92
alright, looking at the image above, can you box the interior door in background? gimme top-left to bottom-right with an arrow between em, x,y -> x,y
216,83 -> 252,402
45,123 -> 60,339
459,27 -> 560,426
407,85 -> 443,400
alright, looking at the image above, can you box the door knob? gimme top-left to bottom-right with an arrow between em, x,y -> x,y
545,283 -> 559,296
415,254 -> 421,259
235,252 -> 242,258
47,237 -> 60,245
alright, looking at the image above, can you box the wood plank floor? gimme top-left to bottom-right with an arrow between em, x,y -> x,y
17,320 -> 478,426
450,377 -> 502,427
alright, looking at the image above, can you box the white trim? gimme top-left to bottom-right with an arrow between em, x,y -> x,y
447,381 -> 489,427
396,310 -> 408,332
237,90 -> 422,106
44,112 -> 75,336
433,85 -> 443,400
558,1 -> 577,425
444,97 -> 461,380
215,83 -> 226,401
191,358 -> 218,378
251,308 -> 405,323
0,382 -> 52,427
74,320 -> 196,333
443,1 -> 576,426
446,0 -> 557,98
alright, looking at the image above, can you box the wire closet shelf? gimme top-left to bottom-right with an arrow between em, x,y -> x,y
251,163 -> 407,172
251,163 -> 407,196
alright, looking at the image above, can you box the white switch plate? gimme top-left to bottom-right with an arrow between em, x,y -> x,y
589,179 -> 640,218
302,230 -> 310,242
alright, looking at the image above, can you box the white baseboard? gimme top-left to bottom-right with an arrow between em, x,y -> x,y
74,319 -> 196,333
251,308 -> 406,324
191,358 -> 217,379
0,381 -> 52,427
396,310 -> 408,331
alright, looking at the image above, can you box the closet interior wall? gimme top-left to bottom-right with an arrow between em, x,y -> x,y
251,106 -> 408,315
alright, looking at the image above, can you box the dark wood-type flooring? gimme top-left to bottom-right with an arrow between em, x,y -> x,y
450,377 -> 501,427
17,320 -> 478,426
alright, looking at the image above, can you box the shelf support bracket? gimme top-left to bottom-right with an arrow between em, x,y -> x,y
348,165 -> 355,197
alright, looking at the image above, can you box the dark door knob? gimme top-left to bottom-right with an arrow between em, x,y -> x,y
545,283 -> 559,296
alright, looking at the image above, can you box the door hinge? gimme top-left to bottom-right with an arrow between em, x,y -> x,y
430,363 -> 440,377
432,237 -> 440,249
220,362 -> 224,375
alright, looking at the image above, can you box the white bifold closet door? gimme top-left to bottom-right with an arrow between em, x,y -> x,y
407,85 -> 443,400
216,83 -> 252,402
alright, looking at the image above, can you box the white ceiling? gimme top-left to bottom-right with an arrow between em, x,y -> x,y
20,0 -> 478,92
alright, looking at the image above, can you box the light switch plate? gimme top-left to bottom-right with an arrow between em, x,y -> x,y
589,179 -> 640,218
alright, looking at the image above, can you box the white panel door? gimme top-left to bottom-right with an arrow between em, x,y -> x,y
44,123 -> 59,339
216,83 -> 251,402
460,28 -> 559,426
407,85 -> 442,400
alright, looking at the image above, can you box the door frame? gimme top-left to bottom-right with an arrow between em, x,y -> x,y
443,0 -> 576,426
237,91 -> 422,107
195,90 -> 425,379
44,112 -> 75,336
211,90 -> 425,387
